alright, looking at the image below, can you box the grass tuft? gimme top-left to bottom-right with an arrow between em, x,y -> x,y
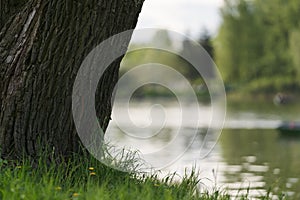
0,150 -> 285,200
0,153 -> 215,200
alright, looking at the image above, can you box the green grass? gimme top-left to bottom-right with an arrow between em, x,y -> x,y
0,153 -> 285,200
0,152 -> 231,200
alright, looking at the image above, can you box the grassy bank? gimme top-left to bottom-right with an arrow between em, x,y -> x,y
0,153 -> 285,200
0,154 -> 228,200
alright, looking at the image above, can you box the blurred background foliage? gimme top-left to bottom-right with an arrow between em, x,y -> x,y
121,0 -> 300,99
120,29 -> 213,101
214,0 -> 300,93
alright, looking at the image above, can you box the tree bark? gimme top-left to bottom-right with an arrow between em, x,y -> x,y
0,0 -> 144,160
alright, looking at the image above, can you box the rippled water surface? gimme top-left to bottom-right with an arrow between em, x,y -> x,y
106,100 -> 300,199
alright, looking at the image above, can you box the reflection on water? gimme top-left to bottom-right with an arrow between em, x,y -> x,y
219,129 -> 300,198
106,101 -> 300,198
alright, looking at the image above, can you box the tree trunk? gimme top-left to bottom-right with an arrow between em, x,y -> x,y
0,0 -> 144,160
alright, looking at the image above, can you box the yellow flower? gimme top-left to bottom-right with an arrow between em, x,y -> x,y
90,172 -> 96,176
72,193 -> 80,197
88,167 -> 94,170
55,186 -> 62,191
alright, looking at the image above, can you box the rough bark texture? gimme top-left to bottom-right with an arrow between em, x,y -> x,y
0,0 -> 144,159
0,0 -> 28,29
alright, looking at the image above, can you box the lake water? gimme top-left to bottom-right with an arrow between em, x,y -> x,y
105,100 -> 300,199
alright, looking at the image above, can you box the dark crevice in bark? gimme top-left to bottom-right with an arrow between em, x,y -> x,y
0,0 -> 28,30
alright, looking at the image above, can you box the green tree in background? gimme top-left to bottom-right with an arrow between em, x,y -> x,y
215,0 -> 300,92
290,29 -> 300,81
255,0 -> 294,79
121,30 -> 203,86
214,0 -> 265,85
119,30 -> 213,99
